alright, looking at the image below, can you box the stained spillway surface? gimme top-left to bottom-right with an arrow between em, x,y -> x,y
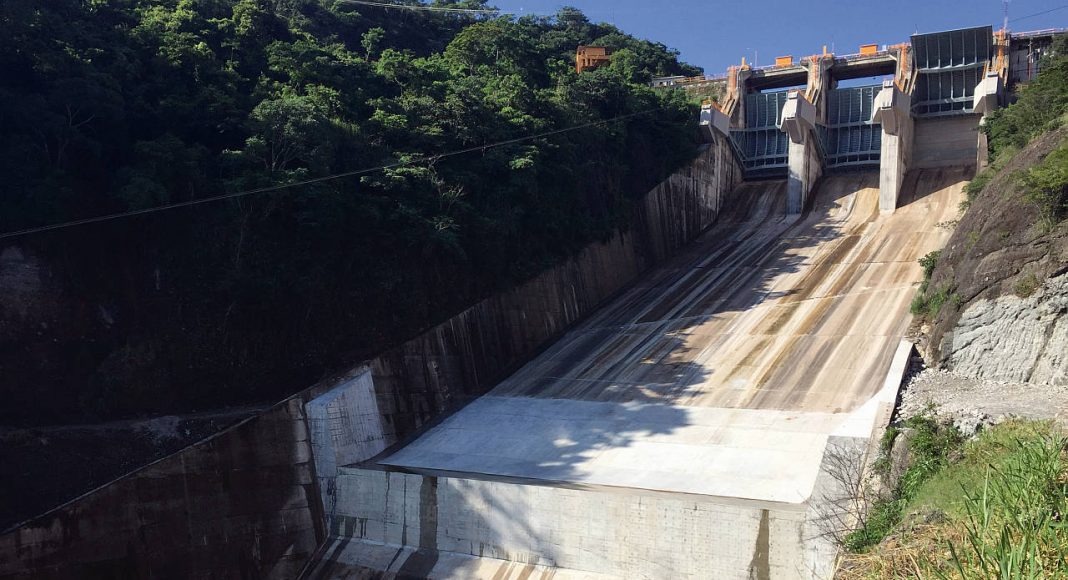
382,169 -> 968,503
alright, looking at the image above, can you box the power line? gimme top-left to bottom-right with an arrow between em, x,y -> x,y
0,108 -> 663,240
335,0 -> 503,15
1010,3 -> 1068,23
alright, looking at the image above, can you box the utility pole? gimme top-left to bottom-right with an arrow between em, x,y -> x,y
1003,0 -> 1010,32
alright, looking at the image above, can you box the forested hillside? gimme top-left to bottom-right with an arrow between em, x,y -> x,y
0,0 -> 701,424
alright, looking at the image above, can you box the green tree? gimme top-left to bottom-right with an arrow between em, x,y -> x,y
243,95 -> 333,173
362,26 -> 385,60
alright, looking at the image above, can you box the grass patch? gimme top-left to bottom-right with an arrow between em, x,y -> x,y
960,169 -> 995,212
910,250 -> 961,320
906,421 -> 1052,517
960,144 -> 1020,213
911,284 -> 958,319
944,428 -> 1068,578
839,421 -> 1068,579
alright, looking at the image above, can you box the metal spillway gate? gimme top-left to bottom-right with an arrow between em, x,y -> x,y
730,90 -> 790,175
911,25 -> 993,117
819,85 -> 882,168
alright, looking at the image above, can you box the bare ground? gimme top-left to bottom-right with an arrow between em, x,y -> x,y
897,367 -> 1068,433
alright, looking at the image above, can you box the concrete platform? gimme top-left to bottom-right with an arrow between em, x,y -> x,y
386,397 -> 842,503
303,537 -> 621,580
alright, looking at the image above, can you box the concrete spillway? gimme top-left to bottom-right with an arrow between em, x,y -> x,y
305,169 -> 968,579
4,24 -> 1044,579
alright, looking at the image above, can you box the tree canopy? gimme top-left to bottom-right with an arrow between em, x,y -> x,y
0,0 -> 701,423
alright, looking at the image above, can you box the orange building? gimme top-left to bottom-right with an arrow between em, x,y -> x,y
575,46 -> 612,73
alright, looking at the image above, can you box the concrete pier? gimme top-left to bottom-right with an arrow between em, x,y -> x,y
873,80 -> 914,212
781,91 -> 822,213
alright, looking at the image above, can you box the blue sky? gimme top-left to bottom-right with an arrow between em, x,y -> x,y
490,0 -> 1068,75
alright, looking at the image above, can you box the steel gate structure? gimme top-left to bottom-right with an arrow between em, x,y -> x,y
819,85 -> 882,168
730,90 -> 790,174
911,26 -> 993,117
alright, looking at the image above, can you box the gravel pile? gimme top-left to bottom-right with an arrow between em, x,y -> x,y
897,368 -> 1068,434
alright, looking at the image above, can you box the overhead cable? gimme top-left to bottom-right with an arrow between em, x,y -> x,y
1010,4 -> 1068,23
0,108 -> 662,239
336,0 -> 503,15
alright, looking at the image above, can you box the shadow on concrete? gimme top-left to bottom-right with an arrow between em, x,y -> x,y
309,172 -> 895,578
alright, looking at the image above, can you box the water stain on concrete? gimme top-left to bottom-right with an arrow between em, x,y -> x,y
396,476 -> 439,578
748,509 -> 771,580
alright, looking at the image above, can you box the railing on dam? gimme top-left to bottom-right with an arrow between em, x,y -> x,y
911,26 -> 993,117
819,85 -> 882,168
730,90 -> 790,175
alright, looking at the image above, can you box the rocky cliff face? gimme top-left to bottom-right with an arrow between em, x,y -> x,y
943,271 -> 1068,383
924,127 -> 1068,384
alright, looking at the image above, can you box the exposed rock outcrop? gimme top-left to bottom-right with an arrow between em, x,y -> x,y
943,271 -> 1068,383
923,127 -> 1068,385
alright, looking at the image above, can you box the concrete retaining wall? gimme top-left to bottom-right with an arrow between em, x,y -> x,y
326,467 -> 807,579
0,399 -> 325,580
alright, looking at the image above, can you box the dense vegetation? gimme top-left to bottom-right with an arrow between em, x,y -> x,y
0,0 -> 701,423
841,421 -> 1068,578
985,34 -> 1068,162
844,414 -> 965,553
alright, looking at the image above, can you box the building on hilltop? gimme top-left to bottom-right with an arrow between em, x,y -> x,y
576,45 -> 612,73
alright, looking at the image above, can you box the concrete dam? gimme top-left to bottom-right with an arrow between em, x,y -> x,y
0,25 -> 1058,580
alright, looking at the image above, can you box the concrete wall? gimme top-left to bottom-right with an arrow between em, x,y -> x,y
360,140 -> 742,460
306,367 -> 387,518
879,117 -> 914,212
913,116 -> 980,169
327,467 -> 807,579
0,399 -> 325,580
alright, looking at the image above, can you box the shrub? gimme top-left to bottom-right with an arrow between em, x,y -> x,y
918,250 -> 941,285
844,415 -> 963,552
1014,273 -> 1041,298
1017,141 -> 1068,231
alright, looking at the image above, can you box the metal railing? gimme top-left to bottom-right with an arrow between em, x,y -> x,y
1011,28 -> 1067,39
